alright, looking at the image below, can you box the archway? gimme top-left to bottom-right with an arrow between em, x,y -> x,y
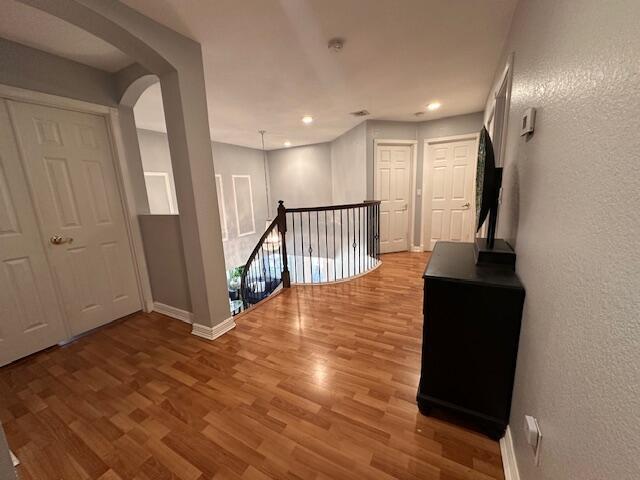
18,0 -> 232,335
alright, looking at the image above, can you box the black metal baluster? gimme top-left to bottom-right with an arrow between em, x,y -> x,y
358,206 -> 361,274
278,225 -> 283,281
316,211 -> 320,283
332,209 -> 336,281
291,213 -> 296,283
352,208 -> 357,276
377,202 -> 380,260
347,208 -> 351,277
324,210 -> 328,283
340,209 -> 344,280
366,204 -> 369,270
307,211 -> 312,283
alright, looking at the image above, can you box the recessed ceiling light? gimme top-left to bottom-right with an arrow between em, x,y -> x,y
284,141 -> 291,147
427,102 -> 441,111
302,115 -> 313,124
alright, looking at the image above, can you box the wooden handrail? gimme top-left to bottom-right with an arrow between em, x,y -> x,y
285,200 -> 381,213
239,216 -> 282,306
239,199 -> 381,308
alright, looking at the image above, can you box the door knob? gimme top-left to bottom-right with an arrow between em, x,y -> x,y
50,235 -> 74,245
462,202 -> 471,209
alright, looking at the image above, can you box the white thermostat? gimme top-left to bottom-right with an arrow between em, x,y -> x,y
520,107 -> 536,136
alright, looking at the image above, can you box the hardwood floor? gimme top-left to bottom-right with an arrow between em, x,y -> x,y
0,252 -> 504,480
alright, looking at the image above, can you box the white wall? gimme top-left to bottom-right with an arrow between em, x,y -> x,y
267,143 -> 332,208
330,122 -> 367,205
488,1 -> 640,479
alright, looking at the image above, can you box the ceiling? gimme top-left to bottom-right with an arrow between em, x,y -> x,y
127,0 -> 517,149
2,0 -> 517,150
0,0 -> 133,72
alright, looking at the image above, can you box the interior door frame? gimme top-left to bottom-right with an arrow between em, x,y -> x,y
0,83 -> 153,318
421,133 -> 480,251
373,139 -> 418,252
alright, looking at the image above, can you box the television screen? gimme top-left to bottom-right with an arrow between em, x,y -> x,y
476,126 -> 496,232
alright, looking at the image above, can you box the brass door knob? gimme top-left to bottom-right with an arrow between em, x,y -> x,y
50,235 -> 74,245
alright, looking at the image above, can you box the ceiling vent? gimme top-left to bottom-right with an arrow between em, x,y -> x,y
350,110 -> 370,117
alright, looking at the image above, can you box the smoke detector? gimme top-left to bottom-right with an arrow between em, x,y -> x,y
328,38 -> 345,52
350,110 -> 370,117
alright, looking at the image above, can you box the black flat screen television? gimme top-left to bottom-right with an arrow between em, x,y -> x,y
475,126 -> 503,249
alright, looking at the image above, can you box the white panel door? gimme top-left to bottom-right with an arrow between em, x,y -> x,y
0,101 -> 67,366
375,145 -> 411,253
425,138 -> 476,250
8,101 -> 140,336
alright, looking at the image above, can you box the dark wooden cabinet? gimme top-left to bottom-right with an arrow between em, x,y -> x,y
418,241 -> 525,439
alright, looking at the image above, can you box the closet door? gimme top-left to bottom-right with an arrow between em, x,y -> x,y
8,100 -> 140,336
0,100 -> 66,366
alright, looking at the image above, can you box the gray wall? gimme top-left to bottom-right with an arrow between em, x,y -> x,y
212,141 -> 269,269
0,37 -> 117,106
139,215 -> 191,311
0,424 -> 16,480
415,112 -> 484,245
489,1 -> 640,479
331,122 -> 367,205
359,115 -> 483,246
137,129 -> 179,212
267,143 -> 332,208
136,130 -> 269,272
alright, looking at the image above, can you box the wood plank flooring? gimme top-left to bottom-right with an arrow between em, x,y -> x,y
0,252 -> 504,480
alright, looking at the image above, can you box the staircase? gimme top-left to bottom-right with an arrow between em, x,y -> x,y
240,200 -> 381,308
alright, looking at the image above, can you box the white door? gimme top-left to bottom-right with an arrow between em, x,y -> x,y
0,101 -> 67,366
425,138 -> 477,250
8,101 -> 140,336
375,144 -> 412,253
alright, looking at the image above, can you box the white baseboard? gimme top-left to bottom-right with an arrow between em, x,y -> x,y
153,302 -> 193,324
10,450 -> 19,467
410,245 -> 424,252
500,426 -> 520,480
191,316 -> 236,341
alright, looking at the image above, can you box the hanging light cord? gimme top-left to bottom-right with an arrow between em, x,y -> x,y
260,130 -> 272,220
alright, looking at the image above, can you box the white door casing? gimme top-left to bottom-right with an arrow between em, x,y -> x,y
375,144 -> 413,253
423,135 -> 479,250
0,101 -> 67,366
8,100 -> 140,336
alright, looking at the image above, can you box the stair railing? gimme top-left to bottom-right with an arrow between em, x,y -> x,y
240,200 -> 380,308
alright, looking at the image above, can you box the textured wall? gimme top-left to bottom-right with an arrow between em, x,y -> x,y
331,122 -> 367,205
489,1 -> 640,478
267,143 -> 333,208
